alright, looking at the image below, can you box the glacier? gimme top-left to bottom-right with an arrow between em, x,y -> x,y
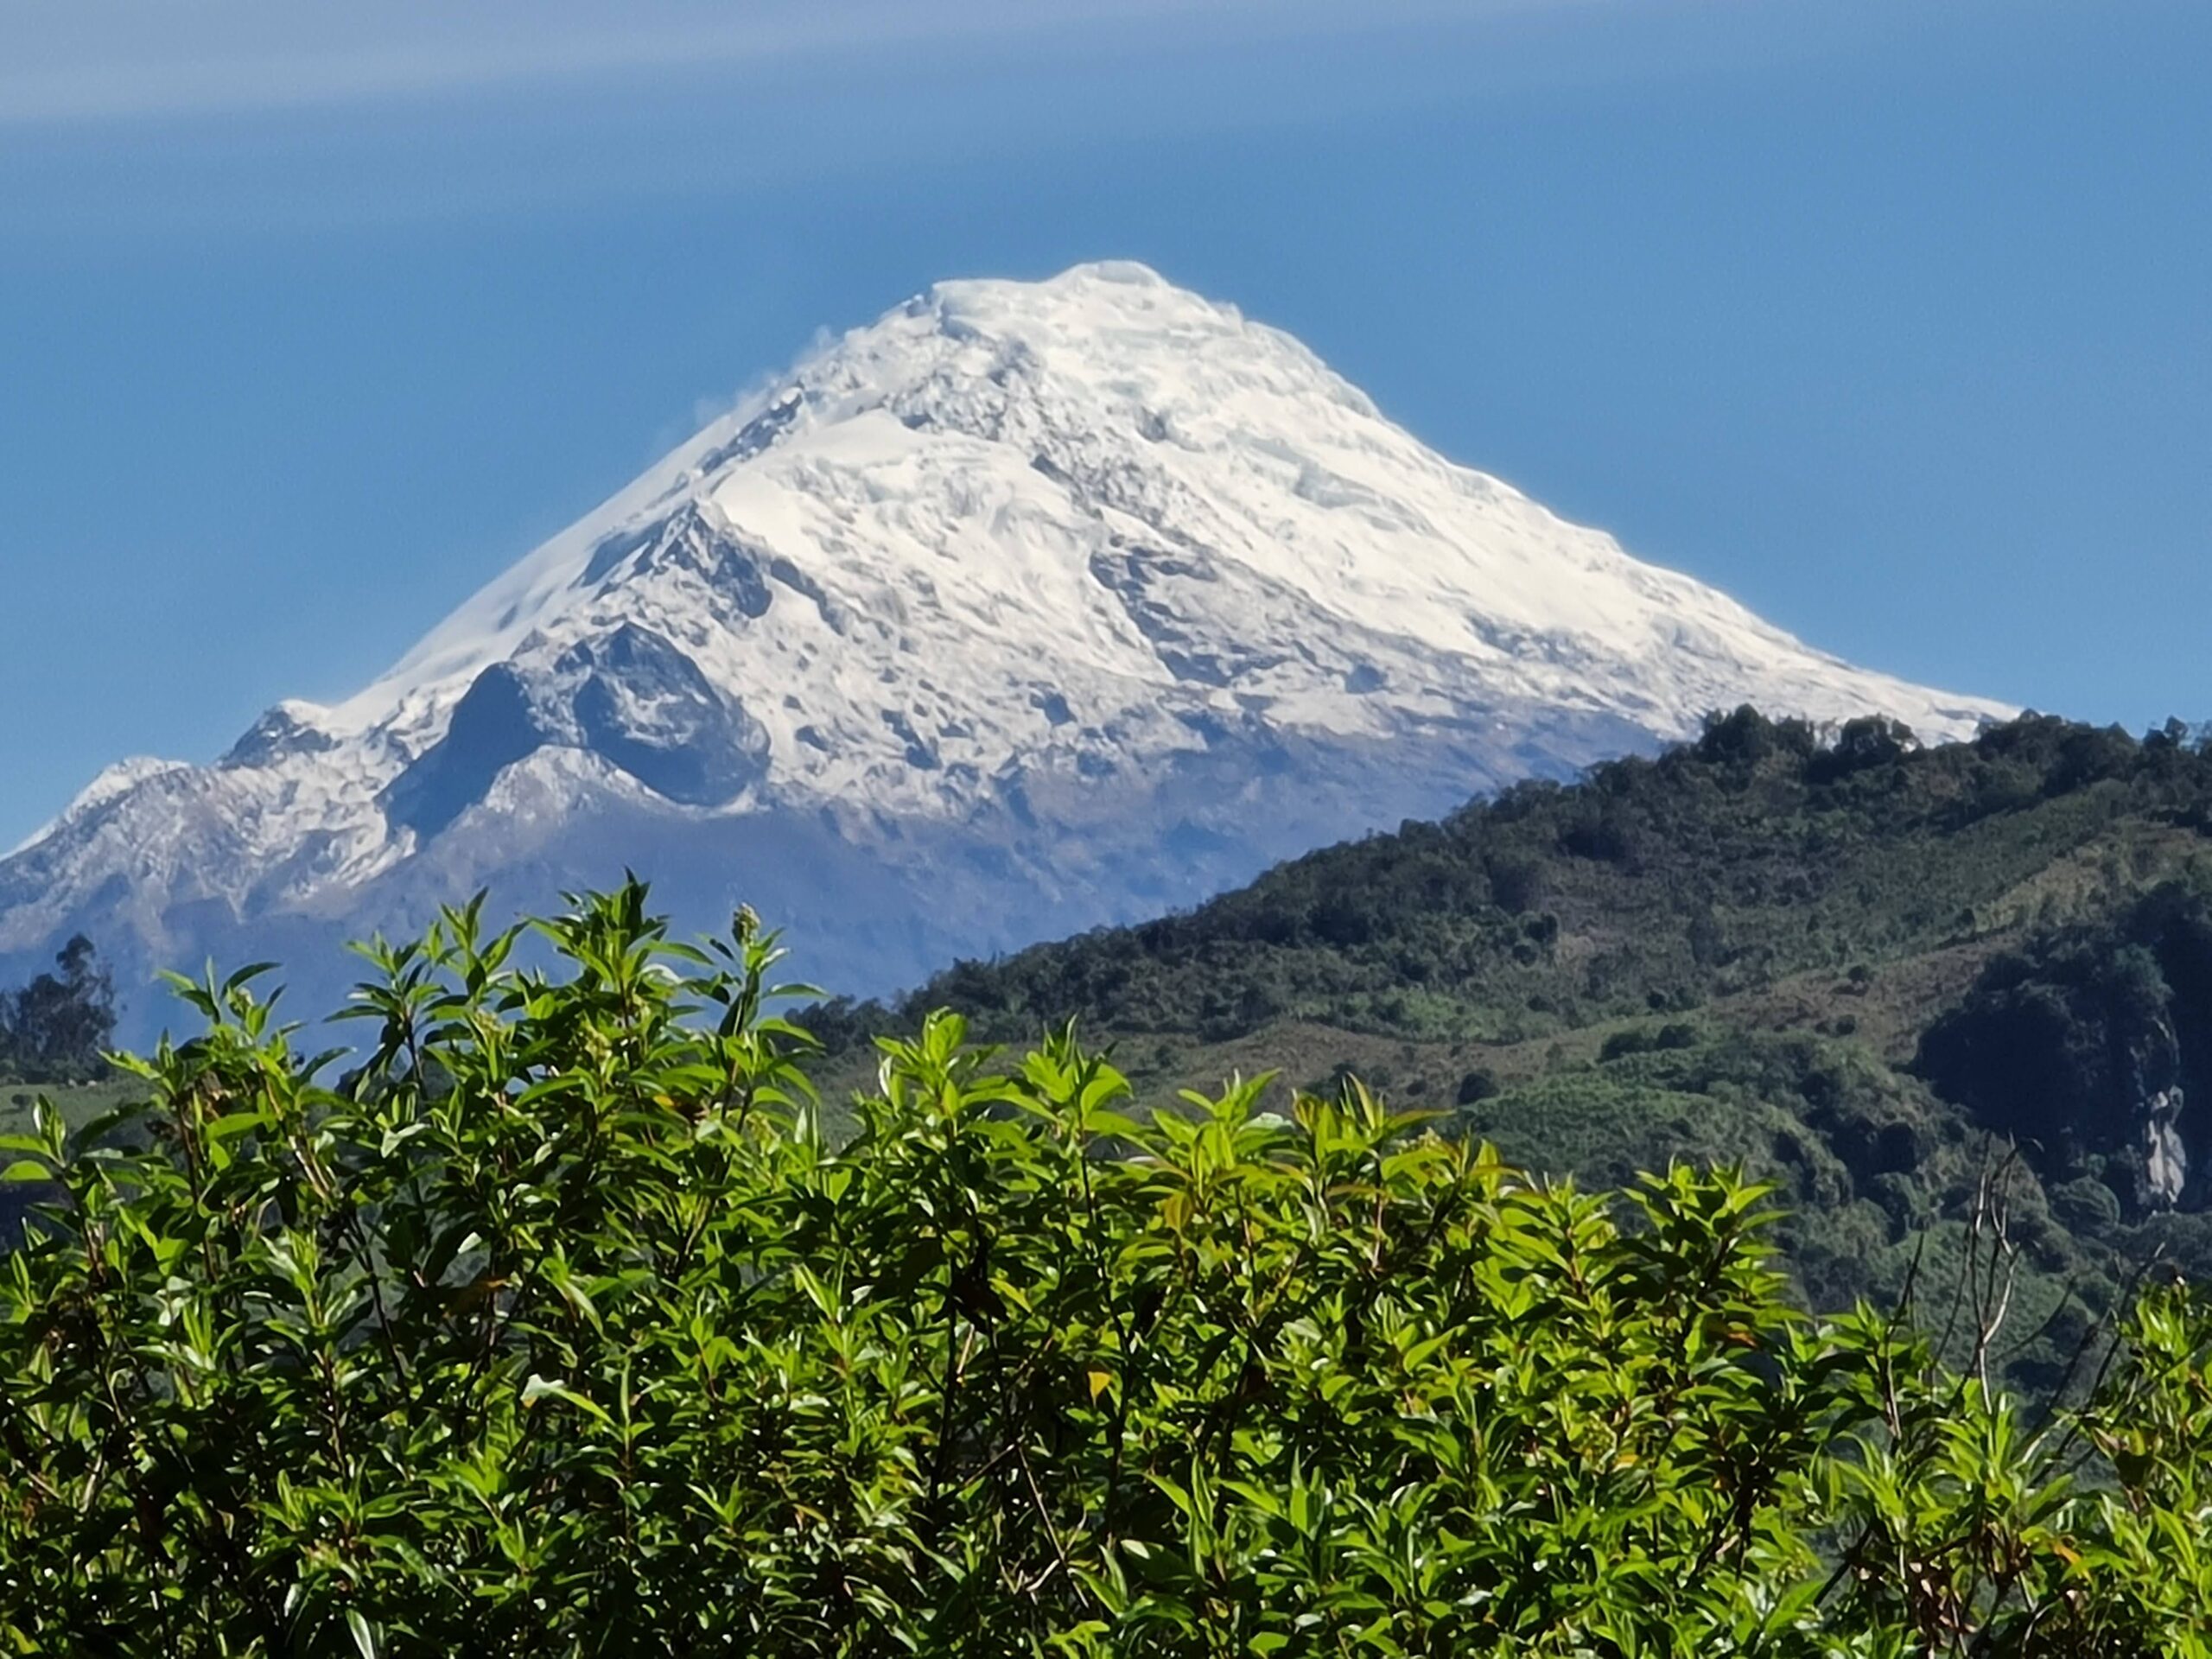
0,261 -> 2011,1039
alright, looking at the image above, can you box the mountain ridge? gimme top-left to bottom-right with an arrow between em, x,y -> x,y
1,262 -> 2007,1033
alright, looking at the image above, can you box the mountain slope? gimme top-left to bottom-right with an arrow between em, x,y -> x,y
1,263 -> 2005,1032
834,710 -> 2212,1380
866,712 -> 2188,1048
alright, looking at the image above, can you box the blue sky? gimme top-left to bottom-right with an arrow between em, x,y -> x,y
3,0 -> 2207,849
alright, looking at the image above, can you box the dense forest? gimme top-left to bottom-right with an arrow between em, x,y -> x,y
849,710 -> 2212,1052
802,711 -> 2212,1377
3,887 -> 2206,1653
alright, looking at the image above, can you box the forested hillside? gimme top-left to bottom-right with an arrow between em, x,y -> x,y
817,710 -> 2212,1362
874,711 -> 2207,1046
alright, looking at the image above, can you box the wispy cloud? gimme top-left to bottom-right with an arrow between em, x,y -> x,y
0,0 -> 1562,126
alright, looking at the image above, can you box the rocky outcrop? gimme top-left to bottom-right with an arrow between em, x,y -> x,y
1918,892 -> 2212,1217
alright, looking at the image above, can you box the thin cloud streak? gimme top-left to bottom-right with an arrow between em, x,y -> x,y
0,0 -> 1580,126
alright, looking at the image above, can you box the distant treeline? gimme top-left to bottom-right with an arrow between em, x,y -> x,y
0,935 -> 115,1084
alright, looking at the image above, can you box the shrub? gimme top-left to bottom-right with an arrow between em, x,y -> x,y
2,886 -> 2207,1654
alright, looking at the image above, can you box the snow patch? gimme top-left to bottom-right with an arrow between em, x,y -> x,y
11,757 -> 192,855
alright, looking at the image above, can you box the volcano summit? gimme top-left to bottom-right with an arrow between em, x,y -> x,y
1,263 -> 2006,1027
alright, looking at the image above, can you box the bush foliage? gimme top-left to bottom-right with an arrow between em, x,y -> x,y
3,887 -> 2209,1654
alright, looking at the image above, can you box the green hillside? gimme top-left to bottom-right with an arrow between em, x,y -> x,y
816,710 -> 2212,1371
861,711 -> 2204,1043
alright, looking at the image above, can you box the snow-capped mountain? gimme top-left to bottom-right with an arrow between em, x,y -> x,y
1,262 -> 2008,1034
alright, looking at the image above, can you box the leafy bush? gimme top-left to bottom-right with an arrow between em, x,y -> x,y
1598,1021 -> 1702,1063
2,887 -> 2208,1654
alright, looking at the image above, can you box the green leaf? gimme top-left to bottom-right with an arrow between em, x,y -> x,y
520,1373 -> 613,1427
204,1110 -> 269,1143
224,961 -> 282,995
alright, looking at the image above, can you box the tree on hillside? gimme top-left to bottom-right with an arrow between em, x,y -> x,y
0,934 -> 116,1082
